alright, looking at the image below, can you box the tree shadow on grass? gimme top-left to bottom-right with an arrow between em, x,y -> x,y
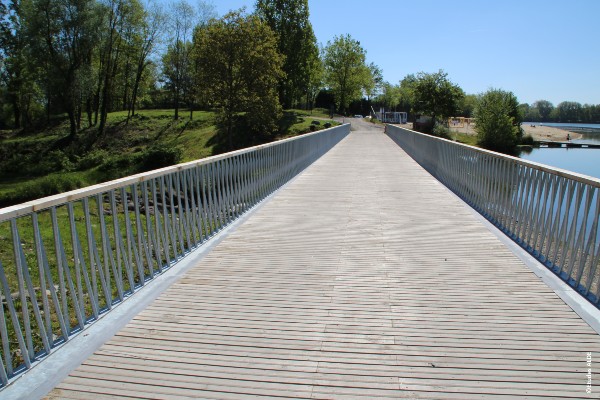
207,114 -> 275,155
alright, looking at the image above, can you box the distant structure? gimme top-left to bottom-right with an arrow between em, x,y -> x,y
448,117 -> 474,128
373,108 -> 408,124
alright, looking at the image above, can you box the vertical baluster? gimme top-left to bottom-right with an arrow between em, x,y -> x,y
98,192 -> 122,302
82,198 -> 100,312
200,166 -> 214,236
185,169 -> 200,246
0,258 -> 30,371
167,174 -> 183,258
573,186 -> 597,288
68,203 -> 98,319
142,181 -> 157,277
552,181 -> 576,269
11,220 -> 34,359
123,186 -> 145,288
0,269 -> 11,382
32,213 -> 52,344
159,176 -> 174,265
150,179 -> 166,271
174,171 -> 190,252
133,184 -> 151,279
563,183 -> 588,279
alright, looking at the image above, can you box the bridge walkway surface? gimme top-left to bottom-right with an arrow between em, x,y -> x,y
44,121 -> 599,399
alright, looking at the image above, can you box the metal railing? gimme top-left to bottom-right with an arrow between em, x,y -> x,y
0,124 -> 349,386
386,125 -> 600,307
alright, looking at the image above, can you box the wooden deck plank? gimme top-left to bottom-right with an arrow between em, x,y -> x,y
46,123 -> 599,399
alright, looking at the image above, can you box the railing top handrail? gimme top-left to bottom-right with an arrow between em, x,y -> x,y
388,124 -> 600,188
0,124 -> 348,222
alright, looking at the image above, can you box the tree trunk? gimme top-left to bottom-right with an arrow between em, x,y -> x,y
12,98 -> 21,129
227,112 -> 233,151
67,109 -> 77,139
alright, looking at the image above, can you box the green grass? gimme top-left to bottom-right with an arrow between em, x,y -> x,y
451,132 -> 479,146
285,108 -> 333,119
0,109 -> 338,208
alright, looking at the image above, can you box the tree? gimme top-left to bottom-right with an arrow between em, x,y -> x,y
255,0 -> 318,109
411,70 -> 464,129
192,10 -> 284,150
163,0 -> 215,120
304,44 -> 324,111
323,34 -> 369,115
475,88 -> 523,153
397,74 -> 417,114
533,99 -> 553,122
24,0 -> 100,138
459,94 -> 478,118
363,62 -> 383,101
556,101 -> 582,122
126,1 -> 164,121
375,82 -> 400,110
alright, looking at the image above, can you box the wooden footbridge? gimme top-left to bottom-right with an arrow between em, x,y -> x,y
1,120 -> 599,399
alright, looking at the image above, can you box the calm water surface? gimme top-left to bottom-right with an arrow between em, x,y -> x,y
519,123 -> 600,179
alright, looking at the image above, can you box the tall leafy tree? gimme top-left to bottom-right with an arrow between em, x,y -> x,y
23,0 -> 100,138
304,44 -> 323,111
533,99 -> 554,122
323,34 -> 368,114
376,82 -> 400,110
96,0 -> 132,135
475,88 -> 522,153
255,0 -> 318,109
126,2 -> 163,120
363,62 -> 383,101
192,10 -> 284,150
556,101 -> 582,122
411,70 -> 464,128
163,0 -> 215,120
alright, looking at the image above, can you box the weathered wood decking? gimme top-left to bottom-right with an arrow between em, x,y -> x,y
47,123 -> 599,399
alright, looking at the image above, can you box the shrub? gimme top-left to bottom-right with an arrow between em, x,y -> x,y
432,124 -> 451,139
475,88 -> 523,154
138,143 -> 183,172
520,134 -> 535,146
78,149 -> 111,170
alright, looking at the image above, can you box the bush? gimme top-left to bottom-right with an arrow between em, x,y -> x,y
78,149 -> 111,170
520,134 -> 535,146
38,150 -> 76,173
99,154 -> 136,172
138,143 -> 183,172
432,124 -> 451,139
475,89 -> 522,154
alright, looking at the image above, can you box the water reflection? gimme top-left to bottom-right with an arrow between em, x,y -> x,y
518,147 -> 600,179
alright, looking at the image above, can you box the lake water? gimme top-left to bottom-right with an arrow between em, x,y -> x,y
524,122 -> 600,130
519,123 -> 600,179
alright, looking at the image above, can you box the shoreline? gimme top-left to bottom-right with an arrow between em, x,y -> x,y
448,123 -> 580,142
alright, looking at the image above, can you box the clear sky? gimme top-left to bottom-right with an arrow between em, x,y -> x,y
212,0 -> 600,106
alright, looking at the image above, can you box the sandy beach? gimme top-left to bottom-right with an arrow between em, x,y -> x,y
448,123 -> 580,142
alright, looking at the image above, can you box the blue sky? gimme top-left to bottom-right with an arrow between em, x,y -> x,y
212,0 -> 600,106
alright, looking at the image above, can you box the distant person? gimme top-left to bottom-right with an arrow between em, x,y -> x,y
567,133 -> 571,141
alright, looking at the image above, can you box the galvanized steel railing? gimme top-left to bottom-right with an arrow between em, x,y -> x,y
0,124 -> 349,386
387,125 -> 600,307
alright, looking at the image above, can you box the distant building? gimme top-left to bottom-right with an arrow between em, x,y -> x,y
374,108 -> 408,124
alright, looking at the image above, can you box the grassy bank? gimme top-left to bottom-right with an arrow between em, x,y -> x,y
0,108 -> 337,208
